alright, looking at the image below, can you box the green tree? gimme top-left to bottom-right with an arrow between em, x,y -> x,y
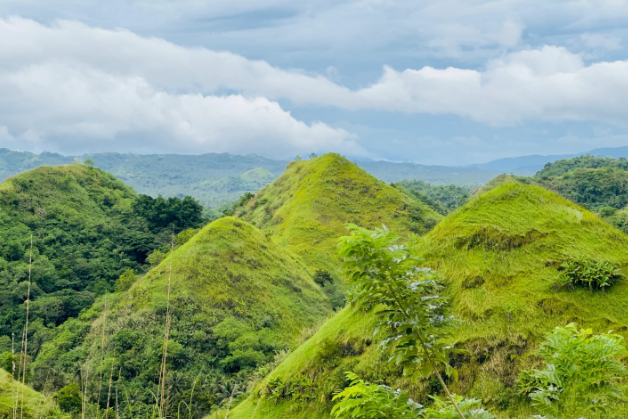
55,383 -> 82,414
337,224 -> 472,419
83,158 -> 94,167
522,323 -> 627,419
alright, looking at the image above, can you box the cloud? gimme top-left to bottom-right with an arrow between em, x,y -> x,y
2,17 -> 628,158
0,18 -> 362,157
353,46 -> 628,127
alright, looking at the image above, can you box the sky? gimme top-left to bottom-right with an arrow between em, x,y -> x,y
1,1 -> 628,165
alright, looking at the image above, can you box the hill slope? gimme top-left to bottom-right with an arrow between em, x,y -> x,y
35,217 -> 329,417
0,163 -> 169,338
0,370 -> 57,418
228,181 -> 628,419
235,153 -> 442,272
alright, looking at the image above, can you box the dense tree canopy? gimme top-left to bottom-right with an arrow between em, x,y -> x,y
0,164 -> 204,340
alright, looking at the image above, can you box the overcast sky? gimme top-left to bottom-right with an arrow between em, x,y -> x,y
1,0 -> 628,165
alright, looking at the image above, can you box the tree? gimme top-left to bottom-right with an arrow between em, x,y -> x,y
83,159 -> 94,167
337,224 -> 473,419
309,153 -> 318,159
56,383 -> 82,414
521,323 -> 627,419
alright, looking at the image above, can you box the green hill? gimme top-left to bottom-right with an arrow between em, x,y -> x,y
0,370 -> 57,418
228,181 -> 628,419
235,153 -> 442,272
35,216 -> 329,418
0,164 -> 163,338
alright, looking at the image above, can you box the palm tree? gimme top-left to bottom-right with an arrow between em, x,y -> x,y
216,380 -> 242,419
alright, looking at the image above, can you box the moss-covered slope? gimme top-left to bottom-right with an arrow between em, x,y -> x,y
228,181 -> 628,419
36,217 -> 329,417
235,153 -> 442,271
0,370 -> 57,418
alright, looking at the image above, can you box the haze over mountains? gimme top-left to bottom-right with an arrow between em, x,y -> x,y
3,146 -> 628,212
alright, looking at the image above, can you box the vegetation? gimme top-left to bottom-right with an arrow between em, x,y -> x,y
7,153 -> 628,419
235,154 -> 442,273
0,149 -> 501,212
0,164 -> 203,344
0,369 -> 57,418
338,225 -> 460,411
228,180 -> 628,419
558,259 -> 621,292
396,181 -> 470,214
519,324 -> 627,419
33,217 -> 329,418
331,374 -> 493,419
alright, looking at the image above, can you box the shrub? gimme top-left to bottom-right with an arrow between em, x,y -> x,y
559,259 -> 621,292
521,324 -> 627,419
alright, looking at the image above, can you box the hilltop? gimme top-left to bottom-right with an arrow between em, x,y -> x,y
35,217 -> 329,417
228,181 -> 628,419
235,154 -> 442,272
0,164 -> 153,336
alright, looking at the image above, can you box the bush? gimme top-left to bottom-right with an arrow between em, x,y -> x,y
521,324 -> 627,419
55,383 -> 82,414
559,259 -> 622,292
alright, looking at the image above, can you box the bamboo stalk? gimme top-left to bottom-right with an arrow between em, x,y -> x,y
11,332 -> 17,419
158,236 -> 175,417
19,234 -> 34,419
82,367 -> 89,419
105,360 -> 115,419
97,296 -> 108,410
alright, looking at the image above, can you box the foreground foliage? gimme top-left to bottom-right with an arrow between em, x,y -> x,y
332,373 -> 493,419
520,324 -> 627,419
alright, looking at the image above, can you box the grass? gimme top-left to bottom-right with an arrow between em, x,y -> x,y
35,216 -> 331,417
235,153 -> 442,273
0,370 -> 56,419
227,180 -> 628,419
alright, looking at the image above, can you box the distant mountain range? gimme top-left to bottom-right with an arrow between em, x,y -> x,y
467,146 -> 628,173
2,145 -> 628,208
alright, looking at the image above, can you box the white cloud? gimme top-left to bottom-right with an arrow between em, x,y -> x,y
0,18 -> 362,157
352,46 -> 628,127
2,17 -> 628,158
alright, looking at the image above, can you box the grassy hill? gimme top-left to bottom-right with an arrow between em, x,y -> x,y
227,180 -> 628,419
35,216 -> 330,418
0,370 -> 57,418
0,163 -> 162,338
235,153 -> 442,272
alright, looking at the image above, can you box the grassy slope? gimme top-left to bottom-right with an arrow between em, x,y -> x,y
229,181 -> 628,419
0,370 -> 56,419
235,153 -> 442,273
36,217 -> 330,415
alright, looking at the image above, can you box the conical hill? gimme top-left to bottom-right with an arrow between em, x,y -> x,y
235,153 -> 441,271
228,180 -> 628,419
0,163 -> 152,337
35,217 -> 329,417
